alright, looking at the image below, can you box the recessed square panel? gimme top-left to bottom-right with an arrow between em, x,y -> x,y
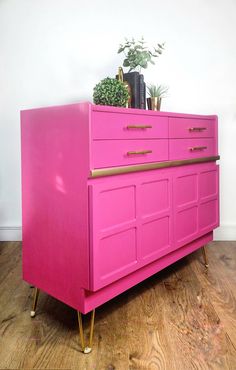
98,228 -> 137,279
199,199 -> 217,230
140,216 -> 170,260
176,174 -> 197,206
199,170 -> 217,200
176,206 -> 198,243
140,179 -> 169,216
98,185 -> 136,229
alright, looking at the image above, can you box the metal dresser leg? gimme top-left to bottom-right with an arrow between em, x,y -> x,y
31,287 -> 40,317
201,246 -> 209,268
77,309 -> 95,354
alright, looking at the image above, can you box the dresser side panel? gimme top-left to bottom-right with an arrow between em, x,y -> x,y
21,103 -> 90,310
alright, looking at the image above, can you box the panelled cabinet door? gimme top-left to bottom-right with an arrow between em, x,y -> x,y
89,171 -> 173,291
173,163 -> 219,248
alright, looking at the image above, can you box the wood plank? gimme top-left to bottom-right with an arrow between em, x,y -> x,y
189,243 -> 236,358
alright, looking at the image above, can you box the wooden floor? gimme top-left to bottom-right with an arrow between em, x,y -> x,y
0,242 -> 236,370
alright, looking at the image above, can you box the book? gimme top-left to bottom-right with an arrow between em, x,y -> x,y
139,74 -> 146,110
123,72 -> 140,108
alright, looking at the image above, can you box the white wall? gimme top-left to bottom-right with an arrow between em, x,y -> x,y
0,0 -> 235,241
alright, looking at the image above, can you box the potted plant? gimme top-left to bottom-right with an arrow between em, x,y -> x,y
118,37 -> 165,72
93,77 -> 129,107
147,84 -> 169,111
117,37 -> 165,109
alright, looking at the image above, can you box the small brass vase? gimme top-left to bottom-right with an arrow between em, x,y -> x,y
147,97 -> 161,111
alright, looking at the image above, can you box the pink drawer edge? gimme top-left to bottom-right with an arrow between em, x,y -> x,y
169,138 -> 217,160
169,117 -> 216,138
92,139 -> 169,168
91,111 -> 168,139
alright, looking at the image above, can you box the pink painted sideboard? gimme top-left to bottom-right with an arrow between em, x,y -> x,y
21,102 -> 220,315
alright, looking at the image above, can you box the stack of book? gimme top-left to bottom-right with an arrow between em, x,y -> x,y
123,71 -> 146,109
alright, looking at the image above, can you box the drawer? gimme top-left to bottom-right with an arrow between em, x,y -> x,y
92,139 -> 168,168
91,111 -> 168,139
169,138 -> 216,160
169,117 -> 215,138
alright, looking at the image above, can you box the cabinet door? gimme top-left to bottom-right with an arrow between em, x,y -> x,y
173,163 -> 219,248
89,171 -> 173,291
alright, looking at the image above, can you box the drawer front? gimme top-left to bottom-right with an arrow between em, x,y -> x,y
169,138 -> 216,160
92,139 -> 168,169
169,117 -> 215,138
92,111 -> 168,139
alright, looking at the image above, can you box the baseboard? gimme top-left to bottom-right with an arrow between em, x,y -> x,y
214,224 -> 236,241
0,225 -> 235,242
0,226 -> 22,241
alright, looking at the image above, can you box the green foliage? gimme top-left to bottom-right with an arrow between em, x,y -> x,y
147,84 -> 169,98
93,77 -> 129,107
118,37 -> 165,72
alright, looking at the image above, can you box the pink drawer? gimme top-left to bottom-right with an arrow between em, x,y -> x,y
92,139 -> 168,168
91,111 -> 168,139
169,138 -> 216,160
169,117 -> 215,138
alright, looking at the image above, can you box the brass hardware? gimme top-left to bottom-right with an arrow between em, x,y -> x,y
127,150 -> 152,155
77,310 -> 95,354
117,67 -> 131,108
126,125 -> 152,129
189,146 -> 207,151
189,127 -> 207,132
31,287 -> 40,318
147,97 -> 161,111
201,246 -> 209,268
90,155 -> 220,178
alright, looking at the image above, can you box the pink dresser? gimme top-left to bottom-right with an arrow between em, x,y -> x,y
21,102 -> 220,351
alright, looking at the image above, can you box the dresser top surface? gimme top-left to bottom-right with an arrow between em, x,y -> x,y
91,103 -> 217,120
21,101 -> 217,120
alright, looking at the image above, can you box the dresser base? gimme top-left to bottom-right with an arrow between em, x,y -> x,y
82,232 -> 213,314
29,232 -> 213,353
27,232 -> 213,316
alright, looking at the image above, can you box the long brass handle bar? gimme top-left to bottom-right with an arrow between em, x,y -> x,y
127,150 -> 153,155
189,127 -> 207,132
127,125 -> 152,129
189,146 -> 207,151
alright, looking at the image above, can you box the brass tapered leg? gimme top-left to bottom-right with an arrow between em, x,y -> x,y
201,246 -> 209,268
77,309 -> 95,354
31,287 -> 40,317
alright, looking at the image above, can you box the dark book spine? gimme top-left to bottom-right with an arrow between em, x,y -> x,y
123,72 -> 140,108
139,74 -> 146,110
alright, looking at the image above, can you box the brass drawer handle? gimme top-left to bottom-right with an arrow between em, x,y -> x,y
189,127 -> 207,132
127,150 -> 153,155
127,125 -> 152,129
189,146 -> 207,151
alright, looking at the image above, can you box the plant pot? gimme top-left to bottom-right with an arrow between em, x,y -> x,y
147,97 -> 161,111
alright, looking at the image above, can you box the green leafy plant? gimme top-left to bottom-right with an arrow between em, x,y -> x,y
147,84 -> 169,98
118,37 -> 165,72
93,77 -> 129,107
